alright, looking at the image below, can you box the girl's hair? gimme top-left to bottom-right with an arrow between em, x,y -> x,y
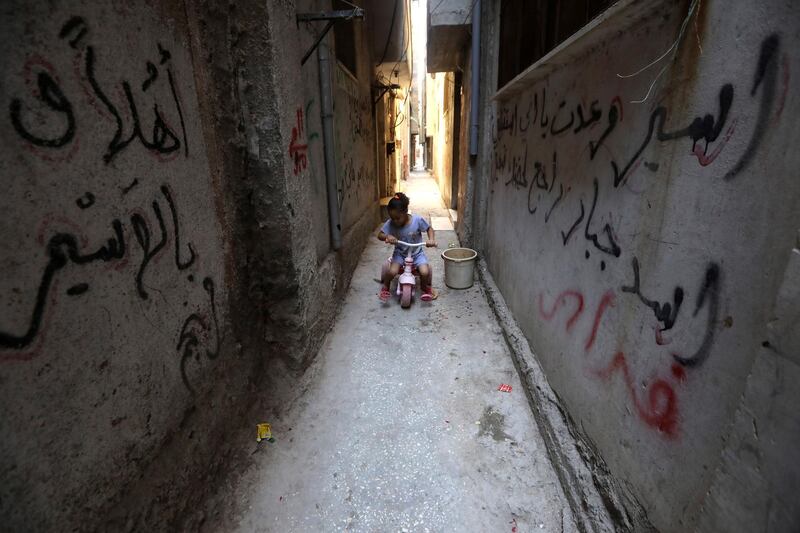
387,192 -> 410,212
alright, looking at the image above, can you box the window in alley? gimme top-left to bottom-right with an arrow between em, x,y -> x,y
497,0 -> 612,88
333,0 -> 358,77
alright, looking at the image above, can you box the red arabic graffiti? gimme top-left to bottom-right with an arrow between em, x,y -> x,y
539,287 -> 683,438
537,288 -> 614,350
692,119 -> 737,166
538,290 -> 584,332
288,108 -> 308,175
584,290 -> 615,352
594,352 -> 679,438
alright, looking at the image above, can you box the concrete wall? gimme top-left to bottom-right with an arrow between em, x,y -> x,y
364,0 -> 408,66
208,0 -> 379,373
426,72 -> 455,206
482,0 -> 800,530
426,65 -> 472,215
459,0 -> 501,250
0,3 -> 234,529
333,8 -> 380,228
0,0 -> 379,529
454,58 -> 472,235
398,91 -> 411,185
427,0 -> 470,72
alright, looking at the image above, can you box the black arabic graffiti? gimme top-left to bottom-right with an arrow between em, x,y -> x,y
490,34 -> 782,378
9,72 -> 76,148
724,34 -> 780,180
672,264 -> 720,367
561,199 -> 585,246
9,17 -> 189,164
178,277 -> 221,394
86,45 -> 183,163
131,199 -> 168,299
497,90 -> 605,140
584,178 -> 621,257
621,257 -> 684,331
574,100 -> 602,134
0,220 -> 125,349
621,259 -> 720,367
162,185 -> 196,269
0,185 -> 196,350
589,102 -> 619,160
611,83 -> 733,188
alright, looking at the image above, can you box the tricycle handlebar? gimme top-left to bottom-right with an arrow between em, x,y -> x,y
395,240 -> 426,247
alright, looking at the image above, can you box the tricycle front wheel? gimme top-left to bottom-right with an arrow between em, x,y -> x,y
400,284 -> 412,308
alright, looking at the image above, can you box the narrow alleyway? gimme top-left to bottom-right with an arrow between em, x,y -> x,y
208,172 -> 576,532
4,2 -> 798,530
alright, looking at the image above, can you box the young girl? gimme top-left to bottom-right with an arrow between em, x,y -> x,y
377,193 -> 437,302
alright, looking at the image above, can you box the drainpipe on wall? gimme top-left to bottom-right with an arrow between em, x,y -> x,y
318,42 -> 342,250
468,0 -> 481,156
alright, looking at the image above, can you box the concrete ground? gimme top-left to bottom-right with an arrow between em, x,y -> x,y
208,172 -> 576,532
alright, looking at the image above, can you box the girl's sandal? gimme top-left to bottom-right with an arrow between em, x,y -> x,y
421,287 -> 438,302
379,287 -> 391,301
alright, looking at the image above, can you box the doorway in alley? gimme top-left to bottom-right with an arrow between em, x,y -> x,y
425,135 -> 433,171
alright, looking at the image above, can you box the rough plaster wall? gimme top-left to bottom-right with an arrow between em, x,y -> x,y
455,55 -> 471,234
462,0 -> 500,251
442,119 -> 454,205
427,0 -> 470,73
424,73 -> 437,171
439,73 -> 455,207
213,0 -> 304,376
0,1 -> 242,529
395,96 -> 410,188
1,0 -> 381,528
329,7 -> 379,232
335,64 -> 375,230
376,95 -> 390,196
426,72 -> 454,205
429,0 -> 472,26
298,4 -> 330,263
264,0 -> 378,370
484,0 -> 799,530
266,0 -> 331,368
221,0 -> 377,372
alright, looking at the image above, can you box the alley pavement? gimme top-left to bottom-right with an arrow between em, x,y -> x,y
209,172 -> 576,532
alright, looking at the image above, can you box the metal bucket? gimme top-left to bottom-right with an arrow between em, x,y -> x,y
441,248 -> 478,289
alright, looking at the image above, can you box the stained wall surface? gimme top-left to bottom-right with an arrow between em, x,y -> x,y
335,63 -> 377,231
0,2 -> 230,529
0,0 -> 380,529
484,0 -> 800,530
426,72 -> 456,207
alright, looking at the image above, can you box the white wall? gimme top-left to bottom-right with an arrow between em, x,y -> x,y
485,0 -> 800,530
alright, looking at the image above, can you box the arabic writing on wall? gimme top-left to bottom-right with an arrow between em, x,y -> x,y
491,34 -> 787,438
1,15 -> 223,393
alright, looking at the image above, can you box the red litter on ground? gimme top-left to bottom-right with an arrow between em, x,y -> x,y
498,384 -> 513,393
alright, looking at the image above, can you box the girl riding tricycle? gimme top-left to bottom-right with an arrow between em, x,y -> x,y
377,193 -> 437,307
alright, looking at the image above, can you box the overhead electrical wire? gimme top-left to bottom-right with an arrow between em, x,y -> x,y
461,0 -> 480,25
393,0 -> 414,128
615,0 -> 701,104
378,0 -> 400,66
429,0 -> 447,17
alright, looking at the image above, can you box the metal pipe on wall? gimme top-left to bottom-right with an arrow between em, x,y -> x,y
318,42 -> 342,250
469,0 -> 481,156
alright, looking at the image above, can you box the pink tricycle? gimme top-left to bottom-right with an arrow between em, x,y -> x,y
381,240 -> 429,308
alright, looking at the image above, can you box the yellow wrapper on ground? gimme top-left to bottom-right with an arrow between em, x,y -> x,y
256,423 -> 272,442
